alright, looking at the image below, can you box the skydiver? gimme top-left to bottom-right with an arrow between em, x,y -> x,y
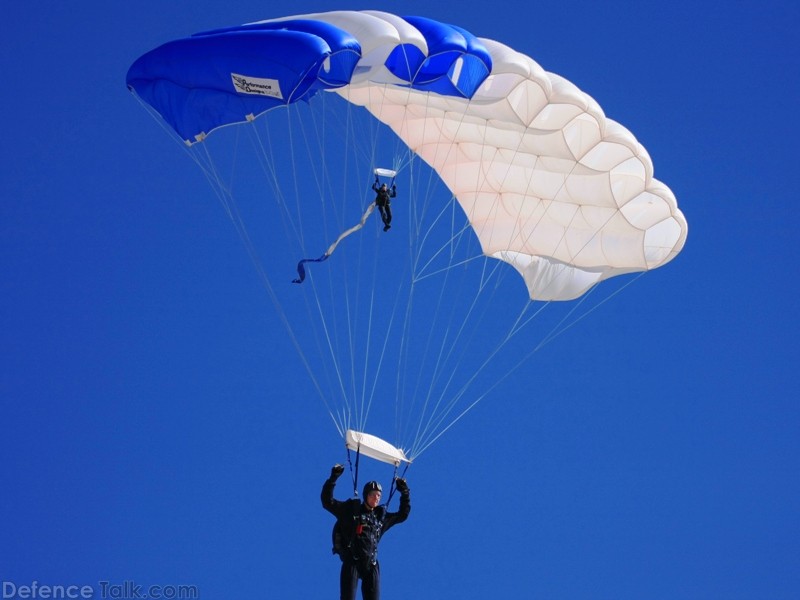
372,177 -> 396,231
322,464 -> 411,600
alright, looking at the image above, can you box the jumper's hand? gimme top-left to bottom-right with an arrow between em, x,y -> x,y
395,477 -> 409,493
330,464 -> 345,480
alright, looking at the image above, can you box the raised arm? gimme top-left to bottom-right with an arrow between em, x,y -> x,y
321,464 -> 345,516
382,477 -> 411,532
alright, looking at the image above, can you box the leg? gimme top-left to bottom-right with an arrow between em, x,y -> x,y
360,561 -> 380,600
380,205 -> 391,231
340,559 -> 359,600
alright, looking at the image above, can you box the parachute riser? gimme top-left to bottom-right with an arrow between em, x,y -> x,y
347,444 -> 360,498
385,462 -> 411,509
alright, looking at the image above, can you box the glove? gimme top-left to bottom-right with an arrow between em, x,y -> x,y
330,464 -> 345,480
395,477 -> 409,493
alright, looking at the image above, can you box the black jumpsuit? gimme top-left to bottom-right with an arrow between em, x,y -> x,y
372,182 -> 396,231
322,477 -> 411,600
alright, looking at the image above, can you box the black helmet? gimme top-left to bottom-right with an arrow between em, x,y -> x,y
363,481 -> 382,497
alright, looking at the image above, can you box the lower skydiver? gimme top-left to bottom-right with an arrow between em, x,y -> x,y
322,464 -> 411,600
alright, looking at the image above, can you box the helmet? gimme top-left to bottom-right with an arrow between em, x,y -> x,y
363,481 -> 382,497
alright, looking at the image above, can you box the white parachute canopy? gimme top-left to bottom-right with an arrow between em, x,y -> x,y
373,167 -> 397,178
346,430 -> 411,466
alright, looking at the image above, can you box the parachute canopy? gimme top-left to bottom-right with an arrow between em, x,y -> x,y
127,10 -> 686,302
374,168 -> 398,178
346,430 -> 410,466
128,11 -> 689,461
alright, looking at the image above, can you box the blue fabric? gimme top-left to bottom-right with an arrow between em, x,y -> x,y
293,254 -> 330,284
402,16 -> 470,83
385,43 -> 428,83
193,20 -> 362,88
400,16 -> 492,97
127,27 -> 360,141
126,13 -> 493,142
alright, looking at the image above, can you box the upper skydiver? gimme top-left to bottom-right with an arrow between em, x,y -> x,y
372,177 -> 396,232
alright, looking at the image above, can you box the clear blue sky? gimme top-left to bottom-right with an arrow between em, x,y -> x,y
2,1 -> 798,599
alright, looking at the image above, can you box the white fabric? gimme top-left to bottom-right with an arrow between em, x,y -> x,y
346,429 -> 410,465
256,10 -> 687,300
320,12 -> 686,300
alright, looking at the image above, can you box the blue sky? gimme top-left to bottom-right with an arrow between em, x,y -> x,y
2,1 -> 798,599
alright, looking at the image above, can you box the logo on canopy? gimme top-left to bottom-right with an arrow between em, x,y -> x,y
231,73 -> 283,99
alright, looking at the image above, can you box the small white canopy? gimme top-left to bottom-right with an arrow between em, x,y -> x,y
373,167 -> 397,178
346,429 -> 410,466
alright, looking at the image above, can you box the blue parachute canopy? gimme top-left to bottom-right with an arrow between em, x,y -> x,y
126,14 -> 491,144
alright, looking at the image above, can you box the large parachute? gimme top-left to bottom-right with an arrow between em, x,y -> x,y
127,10 -> 687,461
